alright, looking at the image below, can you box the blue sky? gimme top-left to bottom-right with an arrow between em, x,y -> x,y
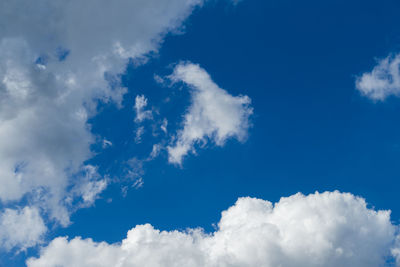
2,0 -> 400,266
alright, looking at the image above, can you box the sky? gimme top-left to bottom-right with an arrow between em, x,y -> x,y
1,0 -> 400,266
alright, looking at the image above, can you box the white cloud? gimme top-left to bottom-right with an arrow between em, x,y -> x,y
132,177 -> 144,189
120,158 -> 145,197
167,62 -> 253,165
67,165 -> 108,209
134,95 -> 153,123
125,158 -> 145,182
135,126 -> 145,144
161,118 -> 168,134
27,191 -> 399,267
149,144 -> 163,159
102,139 -> 112,149
0,0 -> 204,234
0,207 -> 47,252
356,54 -> 400,100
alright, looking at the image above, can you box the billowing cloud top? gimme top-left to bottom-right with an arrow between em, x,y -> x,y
27,191 -> 400,267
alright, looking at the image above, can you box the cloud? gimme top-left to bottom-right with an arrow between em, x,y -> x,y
124,158 -> 145,183
356,54 -> 400,100
27,191 -> 399,267
0,207 -> 47,252
0,0 -> 204,241
167,62 -> 253,165
102,139 -> 112,149
161,118 -> 168,134
66,165 -> 108,209
134,95 -> 153,123
135,126 -> 145,144
149,144 -> 163,159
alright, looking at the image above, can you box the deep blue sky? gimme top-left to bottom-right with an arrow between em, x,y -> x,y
10,0 -> 400,263
66,0 -> 400,237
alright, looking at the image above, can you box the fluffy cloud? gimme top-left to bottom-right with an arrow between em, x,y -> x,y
0,38 -> 95,225
167,63 -> 253,164
134,95 -> 153,123
27,191 -> 399,267
0,0 -> 204,249
356,54 -> 400,100
0,207 -> 47,252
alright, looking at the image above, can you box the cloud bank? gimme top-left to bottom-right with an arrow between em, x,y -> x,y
168,63 -> 253,164
27,191 -> 399,267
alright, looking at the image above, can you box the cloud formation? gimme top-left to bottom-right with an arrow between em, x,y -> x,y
134,95 -> 153,123
0,207 -> 46,252
356,54 -> 400,100
0,0 -> 203,250
167,63 -> 253,164
27,191 -> 399,267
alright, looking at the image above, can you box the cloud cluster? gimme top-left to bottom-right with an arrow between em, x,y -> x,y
27,191 -> 399,267
167,63 -> 253,164
356,54 -> 400,100
0,0 -> 203,250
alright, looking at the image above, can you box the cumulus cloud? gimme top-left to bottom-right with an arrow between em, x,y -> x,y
167,62 -> 253,165
134,95 -> 153,123
0,0 -> 204,240
356,54 -> 400,100
27,191 -> 399,267
0,207 -> 47,252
